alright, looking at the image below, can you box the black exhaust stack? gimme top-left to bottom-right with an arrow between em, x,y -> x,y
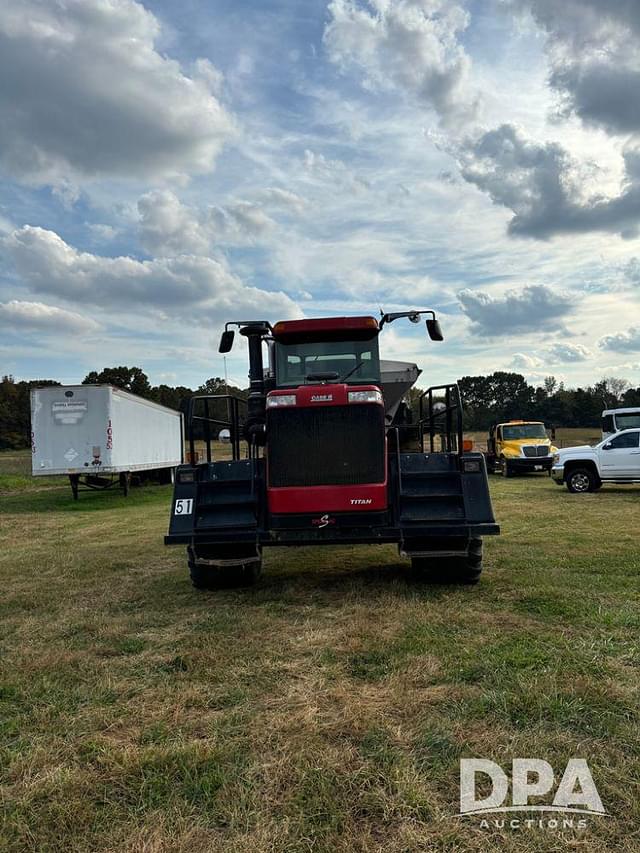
239,322 -> 270,445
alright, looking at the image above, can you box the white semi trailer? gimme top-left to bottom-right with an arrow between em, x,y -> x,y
30,385 -> 183,499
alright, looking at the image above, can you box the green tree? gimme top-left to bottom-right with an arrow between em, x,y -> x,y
0,376 -> 61,449
197,377 -> 248,400
82,366 -> 153,399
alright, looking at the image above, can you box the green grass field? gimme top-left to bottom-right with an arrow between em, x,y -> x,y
0,450 -> 638,852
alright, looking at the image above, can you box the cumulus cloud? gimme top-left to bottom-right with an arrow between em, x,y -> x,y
324,0 -> 479,129
458,284 -> 574,335
457,124 -> 640,239
508,0 -> 640,135
3,226 -> 299,321
0,300 -> 98,334
225,201 -> 275,236
599,326 -> 640,353
138,191 -> 213,256
137,191 -> 277,256
546,342 -> 591,362
511,352 -> 544,369
0,0 -> 234,187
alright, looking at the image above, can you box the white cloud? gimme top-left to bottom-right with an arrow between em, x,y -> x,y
259,187 -> 307,213
512,352 -> 544,369
546,342 -> 591,362
458,284 -> 575,335
624,257 -> 640,283
225,201 -> 275,236
456,124 -> 640,239
138,191 -> 213,256
302,149 -> 370,192
508,0 -> 640,135
0,0 -> 234,187
0,300 -> 98,334
3,226 -> 300,322
137,191 -> 277,256
599,326 -> 640,353
324,0 -> 479,129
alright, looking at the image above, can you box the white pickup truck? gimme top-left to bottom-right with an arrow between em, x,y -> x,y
551,428 -> 640,492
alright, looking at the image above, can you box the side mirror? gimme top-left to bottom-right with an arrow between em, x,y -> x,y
603,442 -> 612,450
219,330 -> 235,353
426,318 -> 444,341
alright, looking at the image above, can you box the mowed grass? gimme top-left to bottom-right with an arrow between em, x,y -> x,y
0,456 -> 638,852
0,448 -> 69,493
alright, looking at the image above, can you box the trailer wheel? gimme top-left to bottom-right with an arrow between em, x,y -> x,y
410,538 -> 483,585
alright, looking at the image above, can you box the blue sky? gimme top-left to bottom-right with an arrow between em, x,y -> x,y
1,0 -> 639,390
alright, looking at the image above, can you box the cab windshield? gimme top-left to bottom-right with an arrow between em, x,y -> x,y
275,339 -> 380,387
502,424 -> 547,440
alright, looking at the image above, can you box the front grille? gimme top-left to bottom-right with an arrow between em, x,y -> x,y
267,404 -> 385,487
522,445 -> 549,457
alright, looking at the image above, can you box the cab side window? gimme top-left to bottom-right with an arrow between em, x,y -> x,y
607,432 -> 640,449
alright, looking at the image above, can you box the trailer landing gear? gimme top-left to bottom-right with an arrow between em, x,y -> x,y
68,471 -> 132,499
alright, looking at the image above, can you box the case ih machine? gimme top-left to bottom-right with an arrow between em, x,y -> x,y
166,311 -> 499,587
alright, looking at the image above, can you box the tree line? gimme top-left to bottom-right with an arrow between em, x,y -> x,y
1,366 -> 639,449
456,372 -> 640,430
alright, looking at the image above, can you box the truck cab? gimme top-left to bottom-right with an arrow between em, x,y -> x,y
487,420 -> 557,477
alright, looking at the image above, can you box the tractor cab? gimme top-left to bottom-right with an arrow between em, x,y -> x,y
270,317 -> 381,388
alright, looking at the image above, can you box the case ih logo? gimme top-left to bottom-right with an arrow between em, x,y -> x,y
459,759 -> 606,831
310,394 -> 333,402
350,498 -> 373,505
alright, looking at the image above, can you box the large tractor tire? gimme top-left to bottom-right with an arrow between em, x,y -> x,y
411,538 -> 483,585
565,467 -> 600,494
187,548 -> 262,589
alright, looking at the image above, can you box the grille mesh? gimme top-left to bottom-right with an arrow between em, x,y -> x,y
522,445 -> 550,457
267,404 -> 385,487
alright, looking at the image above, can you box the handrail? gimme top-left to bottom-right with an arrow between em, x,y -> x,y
418,383 -> 464,457
186,394 -> 248,462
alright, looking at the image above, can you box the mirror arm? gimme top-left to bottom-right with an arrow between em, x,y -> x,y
380,309 -> 436,328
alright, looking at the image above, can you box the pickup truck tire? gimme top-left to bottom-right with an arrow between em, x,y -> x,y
565,467 -> 599,493
411,538 -> 483,585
